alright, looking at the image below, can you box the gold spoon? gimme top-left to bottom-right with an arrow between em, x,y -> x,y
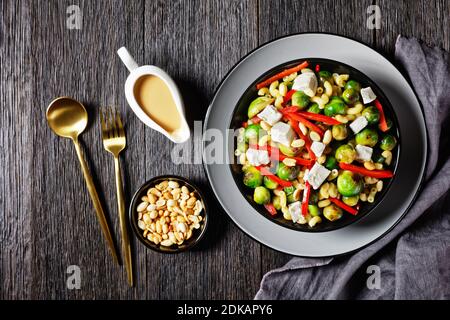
46,97 -> 119,264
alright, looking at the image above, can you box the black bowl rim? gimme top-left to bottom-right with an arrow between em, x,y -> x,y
128,175 -> 209,253
228,57 -> 401,233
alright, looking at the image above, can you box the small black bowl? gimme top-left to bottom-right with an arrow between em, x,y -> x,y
129,175 -> 209,253
229,58 -> 401,233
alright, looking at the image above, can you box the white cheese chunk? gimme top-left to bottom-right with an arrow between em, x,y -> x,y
349,116 -> 368,134
288,201 -> 302,223
257,105 -> 282,126
245,148 -> 270,166
306,162 -> 331,190
311,141 -> 326,158
356,144 -> 373,162
292,73 -> 318,97
271,122 -> 295,147
360,87 -> 377,104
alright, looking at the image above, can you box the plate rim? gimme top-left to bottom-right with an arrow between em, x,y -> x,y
202,32 -> 428,257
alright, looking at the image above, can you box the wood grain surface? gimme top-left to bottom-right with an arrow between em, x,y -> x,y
1,0 -> 448,299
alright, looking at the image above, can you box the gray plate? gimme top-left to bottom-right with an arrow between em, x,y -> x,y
203,33 -> 427,257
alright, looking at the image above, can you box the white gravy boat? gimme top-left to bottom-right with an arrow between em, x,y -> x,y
117,47 -> 190,143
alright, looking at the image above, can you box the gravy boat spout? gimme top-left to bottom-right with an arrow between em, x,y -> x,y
117,47 -> 190,143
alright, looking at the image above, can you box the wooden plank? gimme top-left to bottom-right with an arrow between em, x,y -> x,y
375,0 -> 450,56
29,0 -> 145,299
142,0 -> 260,299
0,0 -> 33,300
257,0 -> 374,277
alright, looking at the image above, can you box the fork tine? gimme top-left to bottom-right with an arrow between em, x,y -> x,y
108,106 -> 118,138
100,106 -> 108,139
115,108 -> 125,137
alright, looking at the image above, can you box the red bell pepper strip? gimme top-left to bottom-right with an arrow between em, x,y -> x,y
374,99 -> 389,132
315,64 -> 320,73
329,198 -> 358,215
256,61 -> 309,90
339,163 -> 394,179
264,203 -> 278,216
301,182 -> 311,216
283,89 -> 297,105
242,121 -> 248,128
297,111 -> 342,125
250,145 -> 313,167
255,166 -> 293,187
281,106 -> 299,113
284,112 -> 324,137
289,119 -> 316,160
250,116 -> 262,124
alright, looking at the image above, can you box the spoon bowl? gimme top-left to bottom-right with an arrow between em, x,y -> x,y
46,97 -> 88,139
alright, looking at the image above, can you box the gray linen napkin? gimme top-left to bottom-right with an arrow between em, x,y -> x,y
255,36 -> 450,300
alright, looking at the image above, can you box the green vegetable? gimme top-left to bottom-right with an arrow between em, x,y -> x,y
284,186 -> 295,195
335,144 -> 356,164
263,176 -> 278,189
291,91 -> 310,109
244,124 -> 265,143
248,96 -> 274,118
318,70 -> 332,83
362,106 -> 380,125
344,80 -> 361,92
323,205 -> 343,221
309,192 -> 319,204
380,134 -> 397,151
342,88 -> 360,104
243,166 -> 263,188
308,204 -> 321,217
342,195 -> 359,206
324,96 -> 346,116
272,196 -> 281,210
287,193 -> 297,203
278,144 -> 299,157
307,103 -> 322,114
337,170 -> 363,196
372,150 -> 386,164
355,128 -> 378,147
276,163 -> 300,181
332,124 -> 348,141
385,118 -> 393,130
253,186 -> 271,205
324,156 -> 338,170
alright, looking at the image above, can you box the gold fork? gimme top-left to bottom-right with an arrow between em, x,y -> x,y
100,107 -> 133,286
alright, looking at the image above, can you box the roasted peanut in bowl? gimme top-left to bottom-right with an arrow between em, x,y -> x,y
129,176 -> 208,253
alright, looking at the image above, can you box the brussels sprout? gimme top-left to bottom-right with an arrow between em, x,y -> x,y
243,166 -> 263,188
263,176 -> 278,189
284,186 -> 295,195
237,139 -> 248,153
332,124 -> 348,141
309,191 -> 319,204
385,118 -> 393,130
276,163 -> 300,181
362,106 -> 380,125
308,204 -> 321,217
272,195 -> 281,210
380,134 -> 397,151
307,102 -> 322,114
253,186 -> 271,205
372,149 -> 386,164
342,195 -> 359,206
324,155 -> 338,170
248,96 -> 274,118
244,124 -> 266,143
337,170 -> 363,196
318,70 -> 332,82
344,80 -> 361,92
323,204 -> 343,221
324,97 -> 347,116
355,128 -> 378,147
335,144 -> 357,164
291,91 -> 310,109
278,143 -> 299,157
342,88 -> 360,104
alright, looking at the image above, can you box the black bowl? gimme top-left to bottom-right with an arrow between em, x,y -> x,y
229,58 -> 401,232
129,175 -> 209,253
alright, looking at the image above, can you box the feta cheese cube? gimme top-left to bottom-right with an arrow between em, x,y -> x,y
292,73 -> 318,97
355,144 -> 373,162
271,122 -> 296,147
257,105 -> 282,125
306,162 -> 331,190
288,201 -> 302,223
245,148 -> 270,166
360,87 -> 377,104
311,141 -> 326,158
349,116 -> 368,134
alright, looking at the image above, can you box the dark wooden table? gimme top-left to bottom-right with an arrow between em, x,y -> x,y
1,0 -> 448,299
